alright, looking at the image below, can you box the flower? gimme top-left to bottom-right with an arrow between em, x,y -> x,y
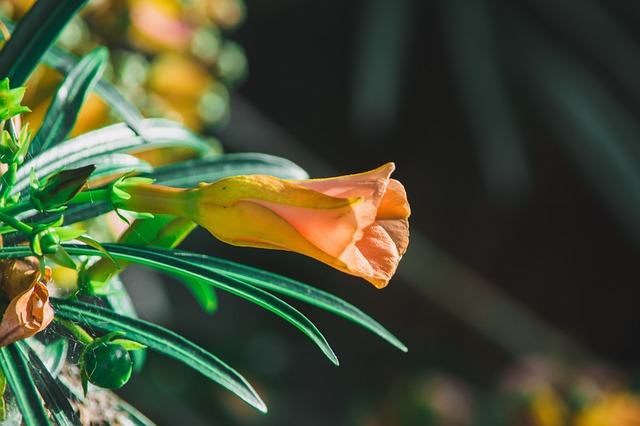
115,163 -> 410,287
0,257 -> 54,347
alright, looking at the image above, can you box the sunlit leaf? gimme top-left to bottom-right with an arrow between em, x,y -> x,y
0,345 -> 51,426
16,341 -> 82,426
0,0 -> 89,85
51,298 -> 267,413
31,47 -> 109,154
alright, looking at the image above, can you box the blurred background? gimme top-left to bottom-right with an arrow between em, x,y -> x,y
7,0 -> 640,424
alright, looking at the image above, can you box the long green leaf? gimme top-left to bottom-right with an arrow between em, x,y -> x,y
0,245 -> 338,364
16,341 -> 82,426
44,45 -> 146,134
79,244 -> 338,365
13,119 -> 215,195
0,345 -> 51,426
0,0 -> 88,85
115,215 -> 216,313
149,153 -> 309,188
51,298 -> 267,413
169,251 -> 407,352
31,47 -> 109,154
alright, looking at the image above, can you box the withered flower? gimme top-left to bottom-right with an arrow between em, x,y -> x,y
0,257 -> 54,347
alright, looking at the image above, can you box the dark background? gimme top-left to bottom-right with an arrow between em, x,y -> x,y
119,0 -> 640,424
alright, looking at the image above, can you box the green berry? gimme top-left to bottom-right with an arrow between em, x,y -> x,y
81,342 -> 132,389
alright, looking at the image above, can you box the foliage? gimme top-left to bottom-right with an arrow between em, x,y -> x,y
0,0 -> 406,424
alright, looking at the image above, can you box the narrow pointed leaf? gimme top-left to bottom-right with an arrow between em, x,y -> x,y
149,153 -> 309,188
0,245 -> 338,364
31,48 -> 109,154
0,0 -> 88,85
170,251 -> 408,352
0,345 -> 51,426
16,341 -> 82,426
51,298 -> 267,413
13,119 -> 214,195
44,45 -> 145,135
114,215 -> 216,313
66,244 -> 338,365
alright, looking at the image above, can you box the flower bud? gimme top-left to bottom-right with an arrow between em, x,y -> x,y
31,165 -> 96,212
0,78 -> 30,122
30,229 -> 61,256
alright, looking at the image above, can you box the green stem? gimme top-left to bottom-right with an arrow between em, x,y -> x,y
68,189 -> 109,204
0,188 -> 109,217
55,318 -> 93,345
0,210 -> 31,235
0,200 -> 30,216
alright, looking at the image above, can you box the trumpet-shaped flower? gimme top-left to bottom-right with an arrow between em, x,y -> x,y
0,257 -> 54,347
115,163 -> 410,287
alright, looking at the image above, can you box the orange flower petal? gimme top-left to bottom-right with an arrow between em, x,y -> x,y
0,281 -> 54,347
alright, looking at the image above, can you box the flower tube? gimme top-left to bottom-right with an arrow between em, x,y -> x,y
115,163 -> 410,287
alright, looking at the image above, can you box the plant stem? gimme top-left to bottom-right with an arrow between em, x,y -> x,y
56,318 -> 93,345
68,189 -> 109,204
0,210 -> 31,235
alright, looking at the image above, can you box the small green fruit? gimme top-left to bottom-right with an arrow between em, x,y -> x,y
81,342 -> 132,389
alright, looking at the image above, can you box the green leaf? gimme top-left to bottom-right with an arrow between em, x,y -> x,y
34,338 -> 68,378
16,341 -> 82,426
0,244 -> 338,364
51,298 -> 267,413
43,45 -> 146,135
0,0 -> 89,85
0,345 -> 51,426
116,215 -> 217,312
13,119 -> 214,196
0,367 -> 6,421
31,48 -> 109,154
149,153 -> 309,188
67,244 -> 338,365
170,251 -> 408,352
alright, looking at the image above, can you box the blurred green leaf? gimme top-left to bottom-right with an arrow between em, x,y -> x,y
0,19 -> 145,134
508,14 -> 640,247
51,298 -> 268,413
35,338 -> 68,378
0,344 -> 51,426
0,0 -> 88,85
31,48 -> 109,155
16,341 -> 82,426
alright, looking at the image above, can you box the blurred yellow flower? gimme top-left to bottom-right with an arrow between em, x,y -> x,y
575,393 -> 640,426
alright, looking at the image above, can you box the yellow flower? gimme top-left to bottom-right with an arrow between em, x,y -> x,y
116,163 -> 410,287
